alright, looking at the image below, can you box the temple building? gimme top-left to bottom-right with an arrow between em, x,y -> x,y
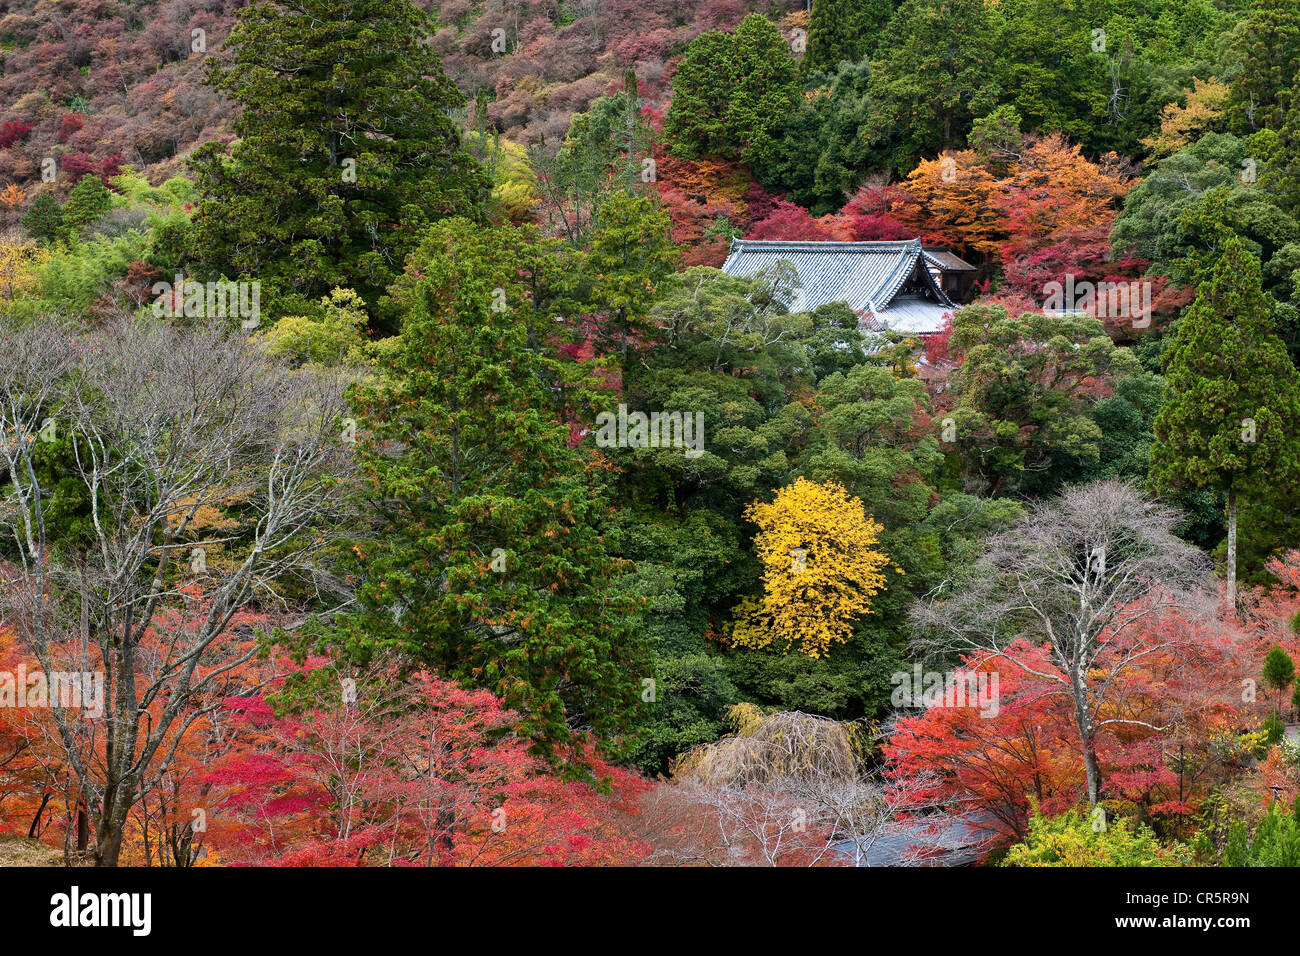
720,238 -> 976,336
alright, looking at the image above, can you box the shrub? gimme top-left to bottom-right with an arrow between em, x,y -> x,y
1003,807 -> 1192,867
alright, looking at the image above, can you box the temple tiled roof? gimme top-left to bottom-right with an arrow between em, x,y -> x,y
922,248 -> 978,272
721,238 -> 957,334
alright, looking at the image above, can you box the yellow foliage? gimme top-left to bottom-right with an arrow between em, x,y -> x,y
725,701 -> 765,736
0,234 -> 50,312
732,477 -> 889,658
493,179 -> 537,221
1141,77 -> 1229,160
1002,807 -> 1191,867
257,287 -> 371,367
165,498 -> 241,536
466,131 -> 538,222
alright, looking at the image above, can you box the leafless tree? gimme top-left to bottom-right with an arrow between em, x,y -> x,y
797,772 -> 984,867
0,317 -> 355,865
639,708 -> 976,866
910,480 -> 1212,808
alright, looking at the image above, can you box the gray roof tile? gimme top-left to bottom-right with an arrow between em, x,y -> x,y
922,248 -> 978,272
721,239 -> 957,334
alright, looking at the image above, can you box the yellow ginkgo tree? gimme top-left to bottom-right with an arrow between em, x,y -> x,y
732,477 -> 891,658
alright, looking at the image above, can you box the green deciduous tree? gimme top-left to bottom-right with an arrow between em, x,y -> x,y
1112,133 -> 1300,363
1111,133 -> 1296,289
947,305 -> 1137,497
257,287 -> 371,367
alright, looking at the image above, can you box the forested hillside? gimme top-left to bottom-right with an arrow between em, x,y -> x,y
3,0 -> 1300,875
0,0 -> 768,176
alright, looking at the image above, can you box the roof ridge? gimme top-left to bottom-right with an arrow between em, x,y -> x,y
870,240 -> 922,309
719,238 -> 958,331
922,247 -> 978,271
730,239 -> 921,249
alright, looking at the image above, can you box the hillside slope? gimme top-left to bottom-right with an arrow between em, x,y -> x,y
0,0 -> 790,189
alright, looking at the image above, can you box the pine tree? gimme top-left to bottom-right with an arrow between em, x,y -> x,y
1151,237 -> 1300,609
190,0 -> 488,315
60,175 -> 111,238
866,0 -> 1001,174
1272,81 -> 1300,211
339,219 -> 646,761
1262,644 -> 1296,716
1223,818 -> 1249,866
21,191 -> 64,245
803,0 -> 891,75
663,30 -> 737,159
583,193 -> 678,362
663,15 -> 801,167
1226,0 -> 1300,132
728,14 -> 802,169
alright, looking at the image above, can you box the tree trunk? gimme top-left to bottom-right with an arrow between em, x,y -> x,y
76,798 -> 89,852
1080,736 -> 1102,807
435,806 -> 456,867
1226,487 -> 1238,612
28,793 -> 51,838
94,787 -> 131,867
94,808 -> 126,867
170,823 -> 195,868
1072,672 -> 1102,806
